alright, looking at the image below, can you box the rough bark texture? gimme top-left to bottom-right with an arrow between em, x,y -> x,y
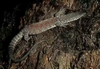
0,0 -> 100,69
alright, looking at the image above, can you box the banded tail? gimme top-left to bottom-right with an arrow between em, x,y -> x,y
9,29 -> 24,62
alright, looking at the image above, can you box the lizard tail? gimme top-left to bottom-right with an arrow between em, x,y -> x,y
9,30 -> 24,62
9,29 -> 45,62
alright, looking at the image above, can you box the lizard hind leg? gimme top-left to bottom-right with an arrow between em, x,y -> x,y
23,25 -> 32,42
23,28 -> 32,42
24,32 -> 32,42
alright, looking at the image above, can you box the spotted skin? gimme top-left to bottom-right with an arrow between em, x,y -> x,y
9,12 -> 85,62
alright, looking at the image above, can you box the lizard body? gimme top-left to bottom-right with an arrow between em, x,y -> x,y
9,12 -> 85,62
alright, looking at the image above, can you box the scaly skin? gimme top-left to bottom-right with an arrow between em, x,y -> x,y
9,12 -> 86,62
